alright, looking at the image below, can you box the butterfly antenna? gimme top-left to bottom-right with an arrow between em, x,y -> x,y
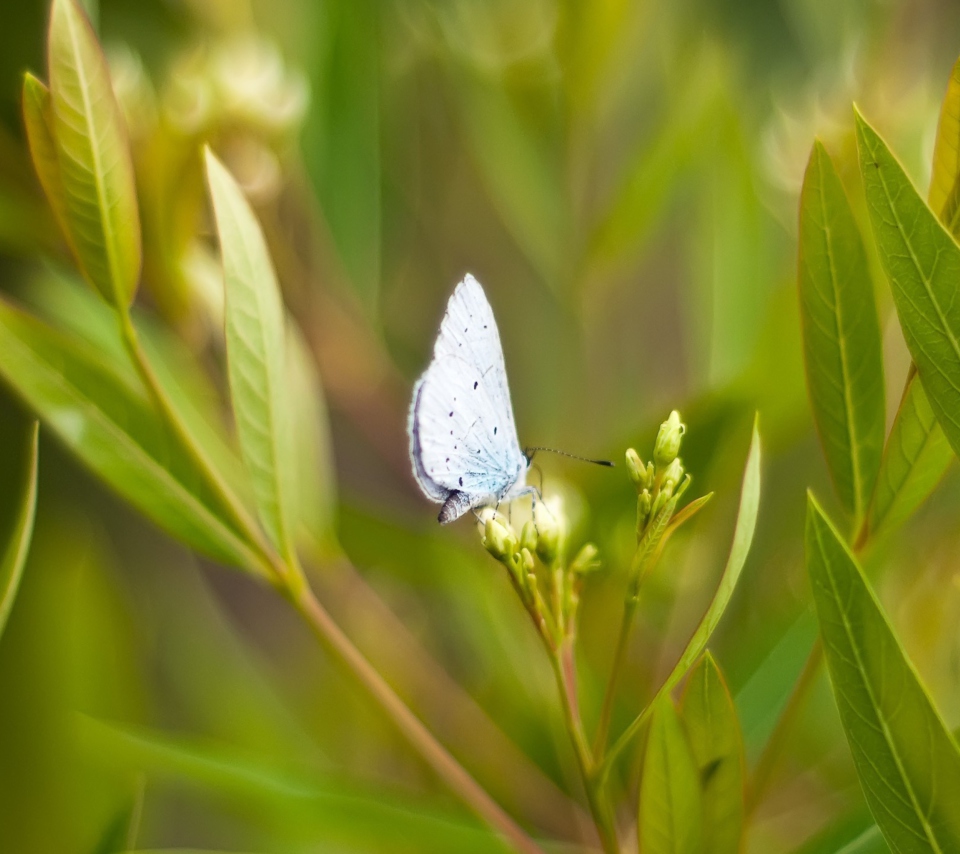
525,447 -> 615,467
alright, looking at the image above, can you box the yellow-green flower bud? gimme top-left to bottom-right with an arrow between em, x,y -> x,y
520,547 -> 536,574
625,448 -> 649,489
535,514 -> 561,565
483,516 -> 517,562
654,410 -> 685,468
570,543 -> 601,575
520,521 -> 538,554
638,489 -> 652,518
661,457 -> 684,497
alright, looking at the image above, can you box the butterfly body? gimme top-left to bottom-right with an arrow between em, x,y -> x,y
408,275 -> 533,523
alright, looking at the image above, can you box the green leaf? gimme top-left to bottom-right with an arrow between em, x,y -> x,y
287,321 -> 337,556
205,149 -> 297,564
866,372 -> 953,539
638,697 -> 703,854
605,419 -> 760,767
680,653 -> 744,854
929,55 -> 960,234
0,297 -> 261,571
21,73 -> 75,259
46,0 -> 141,307
799,139 -> 885,523
806,492 -> 960,853
0,420 -> 38,642
855,108 -> 960,461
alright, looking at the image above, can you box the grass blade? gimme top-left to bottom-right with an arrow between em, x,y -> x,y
806,492 -> 960,853
0,420 -> 38,642
799,140 -> 885,524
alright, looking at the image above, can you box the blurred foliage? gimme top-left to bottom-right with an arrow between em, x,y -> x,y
2,0 -> 960,852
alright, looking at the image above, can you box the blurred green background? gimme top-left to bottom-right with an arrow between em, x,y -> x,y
1,0 -> 960,851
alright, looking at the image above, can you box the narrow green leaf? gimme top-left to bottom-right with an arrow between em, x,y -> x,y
806,492 -> 960,853
0,421 -> 38,642
929,56 -> 960,233
799,139 -> 885,523
606,420 -> 760,766
680,653 -> 744,854
205,149 -> 297,563
21,73 -> 76,259
0,297 -> 260,571
638,698 -> 703,854
287,321 -> 336,556
855,108 -> 960,460
866,372 -> 953,539
46,0 -> 141,307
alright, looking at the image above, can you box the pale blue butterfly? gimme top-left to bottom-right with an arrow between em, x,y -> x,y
408,274 -> 535,523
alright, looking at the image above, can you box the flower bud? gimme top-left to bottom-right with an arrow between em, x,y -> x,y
483,516 -> 517,562
638,490 -> 652,518
660,458 -> 684,497
520,548 -> 536,574
570,543 -> 601,575
625,449 -> 649,489
520,521 -> 538,554
654,410 -> 685,468
535,514 -> 561,566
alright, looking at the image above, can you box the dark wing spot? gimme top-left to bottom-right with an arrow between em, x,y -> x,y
445,457 -> 450,463
494,427 -> 498,435
459,477 -> 464,487
464,327 -> 468,332
450,430 -> 453,435
473,381 -> 478,389
484,325 -> 488,329
449,411 -> 454,417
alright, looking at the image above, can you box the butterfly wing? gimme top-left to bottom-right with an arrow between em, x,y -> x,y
408,275 -> 527,520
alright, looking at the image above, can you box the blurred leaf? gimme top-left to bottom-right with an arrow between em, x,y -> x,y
456,69 -> 568,288
21,73 -> 74,256
303,0 -> 380,307
805,493 -> 960,853
795,815 -> 889,854
865,372 -> 953,539
0,297 -> 260,570
638,697 -> 702,854
0,421 -> 38,643
205,150 -> 297,564
680,653 -> 744,854
928,55 -> 960,233
47,0 -> 141,307
856,109 -> 960,461
81,718 -> 516,853
287,322 -> 336,556
799,140 -> 885,525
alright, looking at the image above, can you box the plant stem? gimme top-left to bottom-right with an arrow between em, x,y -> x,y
746,640 -> 823,817
293,583 -> 548,854
550,642 -> 620,854
593,599 -> 637,756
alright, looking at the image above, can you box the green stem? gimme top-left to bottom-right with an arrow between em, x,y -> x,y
593,599 -> 638,756
550,643 -> 620,854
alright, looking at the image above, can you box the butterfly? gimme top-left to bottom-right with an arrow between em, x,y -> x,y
408,274 -> 535,524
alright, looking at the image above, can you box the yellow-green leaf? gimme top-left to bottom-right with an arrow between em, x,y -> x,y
929,55 -> 960,234
799,140 -> 885,524
205,149 -> 297,564
856,108 -> 960,462
806,492 -> 960,853
47,0 -> 141,307
21,73 -> 76,258
680,653 -> 744,854
866,372 -> 953,539
0,420 -> 39,642
639,698 -> 702,854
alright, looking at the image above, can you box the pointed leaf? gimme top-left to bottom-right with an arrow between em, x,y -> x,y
806,492 -> 960,853
680,653 -> 745,854
866,372 -> 953,539
929,56 -> 960,234
856,109 -> 960,460
799,140 -> 885,522
0,297 -> 261,571
0,421 -> 38,642
639,698 -> 703,854
22,73 -> 76,258
205,150 -> 297,563
46,0 -> 141,307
